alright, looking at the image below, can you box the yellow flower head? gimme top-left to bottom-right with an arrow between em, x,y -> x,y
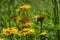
22,16 -> 30,22
35,15 -> 40,19
24,22 -> 34,26
0,37 -> 5,40
16,16 -> 33,28
17,16 -> 30,24
40,32 -> 47,36
18,16 -> 31,27
2,27 -> 18,36
35,14 -> 47,21
18,28 -> 34,36
16,4 -> 31,12
20,4 -> 31,9
19,21 -> 34,28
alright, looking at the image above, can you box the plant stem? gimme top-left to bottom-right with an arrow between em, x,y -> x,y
9,35 -> 14,40
40,20 -> 46,40
52,0 -> 59,40
40,20 -> 43,40
40,20 -> 43,33
57,30 -> 60,40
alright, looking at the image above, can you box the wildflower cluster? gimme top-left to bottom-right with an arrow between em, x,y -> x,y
1,4 -> 48,40
0,0 -> 59,40
2,27 -> 18,36
18,28 -> 34,36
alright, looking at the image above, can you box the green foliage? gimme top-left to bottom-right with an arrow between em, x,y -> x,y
0,0 -> 60,40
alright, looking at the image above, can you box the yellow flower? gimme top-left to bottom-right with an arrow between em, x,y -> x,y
20,4 -> 31,9
35,14 -> 47,21
18,28 -> 34,36
40,32 -> 47,36
0,37 -> 5,40
22,16 -> 30,23
35,15 -> 40,19
16,4 -> 31,12
19,22 -> 34,28
16,16 -> 30,24
16,16 -> 33,28
2,27 -> 18,36
24,22 -> 34,26
17,16 -> 31,27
